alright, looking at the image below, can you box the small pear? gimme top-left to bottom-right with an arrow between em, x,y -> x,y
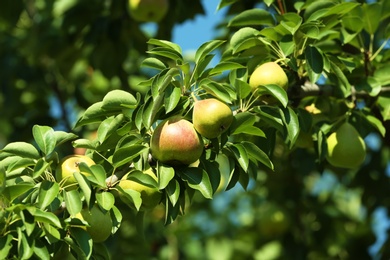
192,98 -> 233,139
326,122 -> 366,169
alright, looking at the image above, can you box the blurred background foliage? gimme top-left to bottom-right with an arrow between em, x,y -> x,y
1,0 -> 390,259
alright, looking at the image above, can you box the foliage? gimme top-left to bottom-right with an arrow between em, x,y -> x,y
1,0 -> 390,259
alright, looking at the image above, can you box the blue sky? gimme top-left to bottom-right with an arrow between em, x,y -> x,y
172,0 -> 227,53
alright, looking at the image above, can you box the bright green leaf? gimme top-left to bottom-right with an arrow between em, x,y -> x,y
112,145 -> 148,168
64,189 -> 82,216
96,191 -> 115,211
178,167 -> 213,199
1,142 -> 40,159
102,90 -> 137,110
228,9 -> 275,27
38,180 -> 60,210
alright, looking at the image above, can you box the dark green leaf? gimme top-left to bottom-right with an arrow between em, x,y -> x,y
75,102 -> 114,127
178,167 -> 213,199
230,27 -> 263,54
228,143 -> 249,172
147,47 -> 183,62
33,158 -> 50,179
209,62 -> 246,76
54,131 -> 78,147
166,179 -> 180,206
281,107 -> 300,148
3,182 -> 35,202
241,141 -> 274,170
305,45 -> 324,83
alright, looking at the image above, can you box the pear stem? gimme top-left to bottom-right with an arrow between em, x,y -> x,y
191,92 -> 199,103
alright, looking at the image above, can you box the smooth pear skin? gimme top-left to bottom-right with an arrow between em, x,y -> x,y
193,98 -> 233,139
118,169 -> 161,210
326,122 -> 366,169
56,155 -> 95,189
128,0 -> 169,22
76,205 -> 112,243
150,116 -> 204,165
249,62 -> 288,93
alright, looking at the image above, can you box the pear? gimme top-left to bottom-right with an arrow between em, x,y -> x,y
326,122 -> 366,169
128,0 -> 169,23
192,98 -> 233,139
150,116 -> 204,165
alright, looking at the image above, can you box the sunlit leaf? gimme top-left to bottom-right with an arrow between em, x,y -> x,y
228,9 -> 275,27
96,191 -> 115,211
1,142 -> 40,159
32,125 -> 56,155
38,181 -> 60,210
195,40 -> 225,63
166,179 -> 180,206
112,145 -> 148,168
64,189 -> 82,216
157,163 -> 175,190
178,167 -> 213,199
102,90 -> 137,110
141,57 -> 167,71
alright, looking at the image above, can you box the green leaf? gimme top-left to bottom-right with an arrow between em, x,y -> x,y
235,79 -> 252,99
257,84 -> 289,107
1,142 -> 40,159
281,107 -> 300,148
26,206 -> 62,228
280,13 -> 302,35
166,179 -> 181,206
17,228 -> 34,260
112,145 -> 148,168
230,27 -> 263,54
38,180 -> 59,210
75,102 -> 113,127
199,79 -> 235,104
32,240 -> 50,260
7,157 -> 35,172
73,171 -> 91,206
329,58 -> 351,97
33,158 -> 50,179
366,115 -> 386,137
83,164 -> 107,188
42,222 -> 61,244
241,142 -> 274,170
147,47 -> 183,62
147,39 -> 182,54
116,186 -> 142,211
72,139 -> 98,150
377,96 -> 390,121
178,167 -> 213,199
228,143 -> 249,172
64,189 -> 82,216
355,76 -> 381,97
228,9 -> 274,27
102,90 -> 137,110
305,45 -> 324,83
217,0 -> 239,10
3,182 -> 35,202
164,85 -> 182,113
229,111 -> 258,135
54,131 -> 78,147
0,167 -> 5,194
141,57 -> 167,71
97,114 -> 124,143
69,228 -> 93,259
157,163 -> 175,190
209,62 -> 246,76
32,125 -> 56,155
0,234 -> 13,259
195,40 -> 225,63
96,191 -> 115,211
362,3 -> 382,34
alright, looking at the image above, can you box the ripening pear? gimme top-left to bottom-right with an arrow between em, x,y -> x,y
128,0 -> 169,23
150,116 -> 204,165
326,122 -> 366,169
249,62 -> 288,104
192,98 -> 233,139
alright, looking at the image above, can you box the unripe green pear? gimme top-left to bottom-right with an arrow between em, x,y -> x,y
150,116 -> 204,165
326,122 -> 366,169
128,0 -> 169,23
192,98 -> 233,139
249,62 -> 288,104
75,205 -> 112,243
118,169 -> 161,211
